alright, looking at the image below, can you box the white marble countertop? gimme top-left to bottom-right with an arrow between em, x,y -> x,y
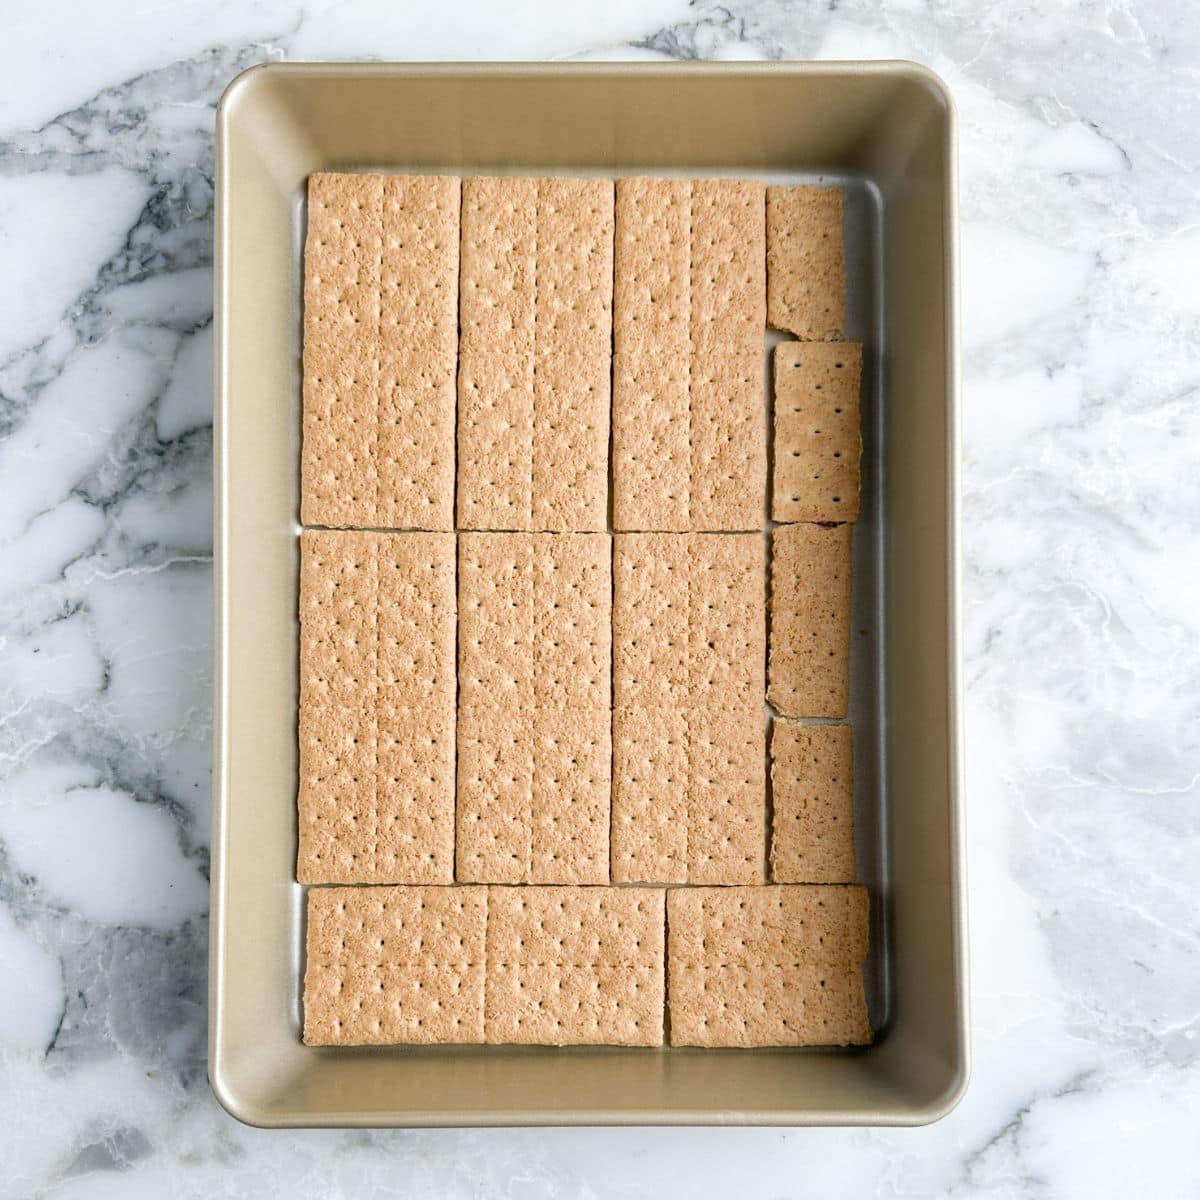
0,2 -> 1197,1196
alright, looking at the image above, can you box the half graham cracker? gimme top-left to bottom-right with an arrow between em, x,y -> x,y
772,341 -> 863,523
303,885 -> 487,1045
769,522 -> 853,719
301,173 -> 458,530
771,722 -> 856,883
297,530 -> 456,884
485,886 -> 665,1045
766,184 -> 845,340
457,177 -> 613,532
612,178 -> 766,531
667,885 -> 872,1047
612,533 -> 766,884
457,533 -> 611,884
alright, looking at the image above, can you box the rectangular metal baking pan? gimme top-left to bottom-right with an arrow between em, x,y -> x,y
211,61 -> 966,1127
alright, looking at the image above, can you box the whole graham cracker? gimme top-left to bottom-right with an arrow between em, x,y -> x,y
667,885 -> 871,1047
768,522 -> 853,719
485,886 -> 665,1045
772,341 -> 863,523
301,173 -> 458,530
612,178 -> 766,531
766,184 -> 845,340
457,533 -> 611,884
457,178 -> 612,532
303,885 -> 487,1045
771,721 -> 856,884
297,530 -> 455,885
612,533 -> 766,884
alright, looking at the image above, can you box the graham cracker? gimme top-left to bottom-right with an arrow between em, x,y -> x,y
773,341 -> 863,523
297,530 -> 455,885
457,178 -> 612,531
485,886 -> 665,1045
667,885 -> 871,1047
303,885 -> 487,1045
771,722 -> 856,884
457,533 -> 611,884
766,184 -> 845,340
612,533 -> 766,883
768,522 -> 853,719
301,173 -> 458,529
612,178 -> 766,531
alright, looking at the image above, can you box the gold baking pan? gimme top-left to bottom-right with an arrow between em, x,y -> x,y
211,61 -> 966,1126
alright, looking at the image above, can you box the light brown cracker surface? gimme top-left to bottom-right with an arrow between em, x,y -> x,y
301,173 -> 458,529
667,885 -> 871,1046
612,533 -> 765,883
766,184 -> 845,340
303,885 -> 487,1045
771,722 -> 856,883
457,178 -> 612,531
485,886 -> 665,1045
773,341 -> 863,523
613,178 -> 766,531
769,522 -> 853,719
297,530 -> 455,884
457,533 -> 611,884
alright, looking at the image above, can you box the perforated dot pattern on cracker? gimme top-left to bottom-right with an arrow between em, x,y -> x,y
771,722 -> 856,884
612,533 -> 766,884
301,173 -> 458,529
773,341 -> 863,523
297,530 -> 456,884
766,184 -> 845,340
457,533 -> 611,884
667,885 -> 871,1047
612,178 -> 766,531
485,886 -> 665,1045
457,178 -> 612,532
768,522 -> 853,720
303,885 -> 487,1045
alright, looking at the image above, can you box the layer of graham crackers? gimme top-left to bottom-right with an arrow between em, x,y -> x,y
766,184 -> 845,340
667,885 -> 871,1046
457,533 -> 611,884
301,173 -> 459,530
772,341 -> 863,524
303,885 -> 665,1046
771,721 -> 856,884
612,177 -> 766,532
612,533 -> 766,884
297,530 -> 456,884
769,522 -> 853,719
457,177 -> 613,532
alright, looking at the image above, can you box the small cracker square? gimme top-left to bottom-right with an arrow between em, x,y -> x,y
301,173 -> 458,529
766,184 -> 845,340
772,341 -> 863,523
667,885 -> 871,1047
298,530 -> 456,884
771,722 -> 855,883
769,523 -> 853,719
303,885 -> 487,1045
485,886 -> 664,1045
